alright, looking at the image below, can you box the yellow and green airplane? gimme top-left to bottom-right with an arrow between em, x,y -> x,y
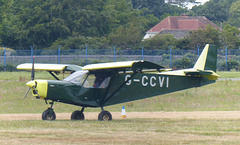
17,44 -> 219,121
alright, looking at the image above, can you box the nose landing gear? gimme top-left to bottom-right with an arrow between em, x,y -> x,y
42,101 -> 56,121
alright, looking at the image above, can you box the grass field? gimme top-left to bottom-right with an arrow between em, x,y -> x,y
1,118 -> 240,144
1,71 -> 240,144
0,71 -> 240,113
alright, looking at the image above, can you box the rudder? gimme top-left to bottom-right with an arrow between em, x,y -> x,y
193,44 -> 217,72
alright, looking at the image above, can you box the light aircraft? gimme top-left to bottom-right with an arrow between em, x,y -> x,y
17,44 -> 219,121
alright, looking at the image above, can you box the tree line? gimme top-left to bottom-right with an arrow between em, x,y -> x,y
0,0 -> 239,50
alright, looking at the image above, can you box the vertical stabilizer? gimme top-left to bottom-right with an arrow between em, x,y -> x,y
193,44 -> 217,72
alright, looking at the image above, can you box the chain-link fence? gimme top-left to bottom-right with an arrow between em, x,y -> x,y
0,46 -> 238,71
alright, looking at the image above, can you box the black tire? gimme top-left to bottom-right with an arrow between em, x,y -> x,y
98,111 -> 112,121
42,108 -> 56,121
71,110 -> 85,120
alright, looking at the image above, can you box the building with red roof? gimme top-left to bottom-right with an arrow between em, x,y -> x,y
143,16 -> 219,39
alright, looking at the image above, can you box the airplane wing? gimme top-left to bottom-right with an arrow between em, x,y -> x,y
82,60 -> 165,72
17,63 -> 82,72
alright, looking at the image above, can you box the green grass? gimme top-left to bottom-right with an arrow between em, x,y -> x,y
0,119 -> 240,144
217,71 -> 240,78
1,71 -> 240,144
0,71 -> 240,113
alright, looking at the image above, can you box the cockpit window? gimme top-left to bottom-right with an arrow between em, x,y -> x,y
63,70 -> 88,86
92,73 -> 111,88
83,74 -> 95,88
64,70 -> 111,88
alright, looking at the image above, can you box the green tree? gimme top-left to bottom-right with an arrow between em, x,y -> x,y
14,0 -> 70,47
221,24 -> 240,49
14,0 -> 113,47
108,21 -> 144,48
191,0 -> 238,24
11,0 -> 157,49
183,25 -> 221,49
105,0 -> 159,48
0,0 -> 17,46
143,34 -> 178,49
228,1 -> 240,27
132,0 -> 187,19
51,35 -> 110,50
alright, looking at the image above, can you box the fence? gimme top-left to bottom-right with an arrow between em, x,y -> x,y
0,46 -> 239,71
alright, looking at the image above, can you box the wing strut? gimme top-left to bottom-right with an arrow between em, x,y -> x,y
48,71 -> 60,80
101,72 -> 137,106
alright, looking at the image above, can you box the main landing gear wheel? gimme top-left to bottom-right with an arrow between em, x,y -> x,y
98,111 -> 112,121
71,110 -> 85,120
42,108 -> 56,121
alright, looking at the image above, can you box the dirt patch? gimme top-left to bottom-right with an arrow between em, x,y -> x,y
1,111 -> 240,121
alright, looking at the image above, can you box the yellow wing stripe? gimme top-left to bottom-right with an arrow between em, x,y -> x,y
17,63 -> 67,71
82,61 -> 138,70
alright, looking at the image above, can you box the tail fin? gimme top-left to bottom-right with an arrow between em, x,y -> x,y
194,44 -> 217,72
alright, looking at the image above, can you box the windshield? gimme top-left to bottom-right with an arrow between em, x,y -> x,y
63,70 -> 88,86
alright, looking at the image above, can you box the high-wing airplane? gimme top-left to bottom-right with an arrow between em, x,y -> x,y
17,44 -> 219,121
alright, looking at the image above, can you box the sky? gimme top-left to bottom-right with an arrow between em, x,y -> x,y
196,0 -> 210,4
165,0 -> 210,9
186,0 -> 210,9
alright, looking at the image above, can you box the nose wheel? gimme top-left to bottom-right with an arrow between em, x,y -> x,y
42,108 -> 56,121
42,101 -> 56,121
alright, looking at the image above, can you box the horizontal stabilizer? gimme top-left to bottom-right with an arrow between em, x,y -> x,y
184,70 -> 213,76
184,69 -> 219,80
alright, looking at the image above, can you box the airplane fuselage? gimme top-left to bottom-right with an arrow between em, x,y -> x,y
35,71 -> 214,108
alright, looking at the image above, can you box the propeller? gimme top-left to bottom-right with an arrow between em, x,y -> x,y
24,56 -> 37,99
31,56 -> 35,80
24,88 -> 31,99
